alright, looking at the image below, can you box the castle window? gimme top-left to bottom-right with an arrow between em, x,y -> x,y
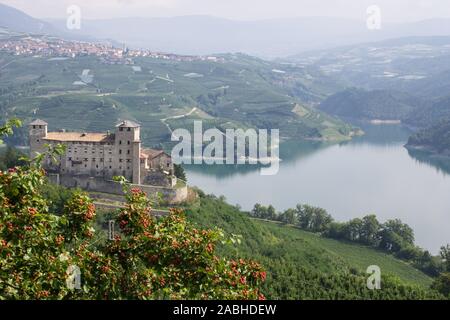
109,166 -> 112,169
109,158 -> 112,162
120,127 -> 124,132
126,159 -> 131,163
68,157 -> 72,161
96,165 -> 99,169
84,158 -> 88,161
119,159 -> 123,163
119,140 -> 122,145
119,150 -> 122,155
37,139 -> 40,142
127,150 -> 130,155
127,141 -> 130,145
127,128 -> 131,131
84,165 -> 87,168
92,158 -> 96,162
33,125 -> 36,129
100,158 -> 104,162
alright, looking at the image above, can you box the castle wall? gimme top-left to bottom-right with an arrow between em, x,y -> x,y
31,120 -> 181,202
50,174 -> 187,204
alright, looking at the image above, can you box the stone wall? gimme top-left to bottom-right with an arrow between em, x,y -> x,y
48,173 -> 187,204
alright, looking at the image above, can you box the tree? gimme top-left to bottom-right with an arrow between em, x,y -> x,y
296,204 -> 313,230
378,219 -> 414,253
173,164 -> 186,181
279,209 -> 297,225
440,244 -> 450,272
266,205 -> 277,221
250,204 -> 265,218
415,250 -> 442,277
360,215 -> 381,246
342,218 -> 363,242
310,207 -> 333,232
432,273 -> 450,298
0,146 -> 27,171
325,222 -> 345,240
296,205 -> 332,232
0,120 -> 266,300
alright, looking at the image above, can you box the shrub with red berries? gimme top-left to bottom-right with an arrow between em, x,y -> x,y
0,120 -> 266,300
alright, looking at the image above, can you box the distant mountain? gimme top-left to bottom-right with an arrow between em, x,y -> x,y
46,15 -> 379,57
0,2 -> 450,57
318,88 -> 429,121
406,118 -> 450,156
45,15 -> 450,57
0,3 -> 57,35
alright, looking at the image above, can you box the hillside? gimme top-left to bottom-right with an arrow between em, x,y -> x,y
405,95 -> 450,128
0,48 -> 357,147
185,193 -> 440,299
406,118 -> 450,156
318,88 -> 428,121
288,36 -> 450,101
0,3 -> 57,35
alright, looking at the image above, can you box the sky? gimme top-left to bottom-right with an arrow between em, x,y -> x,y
1,0 -> 449,22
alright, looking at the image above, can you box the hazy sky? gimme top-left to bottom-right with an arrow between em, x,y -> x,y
1,0 -> 449,22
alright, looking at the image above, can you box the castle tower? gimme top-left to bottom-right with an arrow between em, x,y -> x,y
28,119 -> 48,158
115,120 -> 141,184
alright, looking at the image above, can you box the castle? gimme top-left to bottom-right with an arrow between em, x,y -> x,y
29,119 -> 176,189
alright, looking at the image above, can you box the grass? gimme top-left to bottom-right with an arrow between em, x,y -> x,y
252,220 -> 433,287
0,51 -> 357,147
186,194 -> 434,292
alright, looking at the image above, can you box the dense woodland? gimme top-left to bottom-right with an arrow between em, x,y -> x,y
249,203 -> 449,278
407,118 -> 450,155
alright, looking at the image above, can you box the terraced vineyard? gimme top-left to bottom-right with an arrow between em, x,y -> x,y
0,50 -> 356,148
185,193 -> 440,299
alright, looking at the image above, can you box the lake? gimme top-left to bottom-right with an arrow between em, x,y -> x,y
185,123 -> 450,253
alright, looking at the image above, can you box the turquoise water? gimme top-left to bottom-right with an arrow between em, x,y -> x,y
185,124 -> 450,253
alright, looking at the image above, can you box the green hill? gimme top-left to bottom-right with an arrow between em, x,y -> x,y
405,95 -> 450,129
407,118 -> 450,156
0,48 -> 356,147
0,3 -> 57,35
318,88 -> 429,121
185,192 -> 441,299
